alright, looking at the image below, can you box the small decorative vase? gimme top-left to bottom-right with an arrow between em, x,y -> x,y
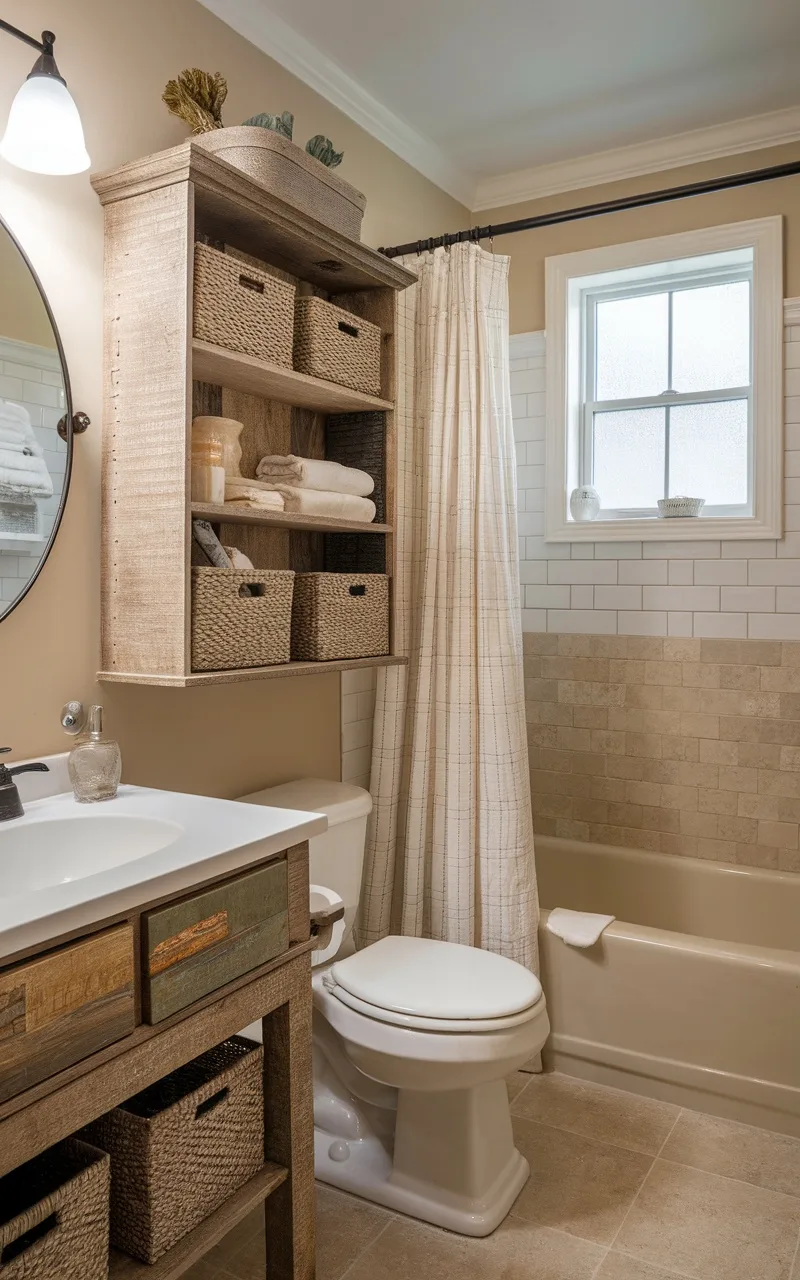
570,486 -> 600,522
192,416 -> 244,478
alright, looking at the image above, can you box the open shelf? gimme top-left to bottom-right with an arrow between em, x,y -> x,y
192,501 -> 391,535
109,1163 -> 287,1279
99,654 -> 408,687
192,340 -> 393,414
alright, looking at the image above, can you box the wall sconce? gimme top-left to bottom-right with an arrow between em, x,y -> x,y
0,21 -> 89,175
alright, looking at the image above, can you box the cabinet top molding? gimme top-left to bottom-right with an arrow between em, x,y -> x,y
91,140 -> 417,295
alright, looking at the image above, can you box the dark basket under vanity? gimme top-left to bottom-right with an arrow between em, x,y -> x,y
80,1036 -> 264,1264
0,1138 -> 110,1280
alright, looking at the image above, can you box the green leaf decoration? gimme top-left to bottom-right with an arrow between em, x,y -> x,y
305,134 -> 343,168
243,110 -> 294,139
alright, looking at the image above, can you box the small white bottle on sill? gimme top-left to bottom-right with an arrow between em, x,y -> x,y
570,486 -> 600,522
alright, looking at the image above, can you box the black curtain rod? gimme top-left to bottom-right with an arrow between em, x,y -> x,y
377,157 -> 800,258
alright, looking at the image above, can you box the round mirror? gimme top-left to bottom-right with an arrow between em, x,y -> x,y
0,213 -> 72,622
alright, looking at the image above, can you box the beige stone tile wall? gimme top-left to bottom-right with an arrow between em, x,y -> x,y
525,633 -> 800,872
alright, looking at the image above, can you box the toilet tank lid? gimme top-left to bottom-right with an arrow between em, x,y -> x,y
239,778 -> 372,826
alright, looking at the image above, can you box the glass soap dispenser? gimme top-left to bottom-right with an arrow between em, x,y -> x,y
68,705 -> 122,802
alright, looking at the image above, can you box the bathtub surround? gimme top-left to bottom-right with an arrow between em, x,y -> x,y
524,631 -> 800,871
361,245 -> 538,966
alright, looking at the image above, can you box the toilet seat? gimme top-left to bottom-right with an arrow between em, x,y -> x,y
326,935 -> 543,1032
323,977 -> 545,1032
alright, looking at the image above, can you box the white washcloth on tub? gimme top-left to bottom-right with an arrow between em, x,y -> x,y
256,454 -> 374,497
546,908 -> 615,948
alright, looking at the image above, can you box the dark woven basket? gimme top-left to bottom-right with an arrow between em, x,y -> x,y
324,411 -> 386,574
80,1036 -> 264,1264
0,1139 -> 109,1280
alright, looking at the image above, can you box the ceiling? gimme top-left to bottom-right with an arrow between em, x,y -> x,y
200,0 -> 800,208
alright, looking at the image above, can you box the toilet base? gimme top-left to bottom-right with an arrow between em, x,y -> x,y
315,1124 -> 529,1236
314,1078 -> 530,1237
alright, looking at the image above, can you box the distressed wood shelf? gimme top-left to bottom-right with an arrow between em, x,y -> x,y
193,340 -> 394,414
110,1164 -> 288,1280
98,654 -> 408,688
191,501 -> 391,535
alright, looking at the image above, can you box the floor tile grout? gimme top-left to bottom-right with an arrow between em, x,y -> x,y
335,1214 -> 398,1280
654,1153 -> 800,1204
511,1108 -> 680,1160
789,1221 -> 800,1280
605,1105 -> 684,1253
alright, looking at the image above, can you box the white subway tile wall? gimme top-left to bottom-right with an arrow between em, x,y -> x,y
511,322 -> 800,640
0,338 -> 67,618
341,667 -> 377,790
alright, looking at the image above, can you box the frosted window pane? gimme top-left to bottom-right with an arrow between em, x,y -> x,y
669,400 -> 749,506
672,282 -> 750,393
593,408 -> 665,509
595,293 -> 668,400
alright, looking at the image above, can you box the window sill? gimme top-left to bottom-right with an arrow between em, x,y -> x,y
545,513 -> 781,543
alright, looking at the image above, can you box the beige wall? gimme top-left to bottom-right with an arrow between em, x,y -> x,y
483,144 -> 800,334
0,0 -> 466,783
0,231 -> 56,349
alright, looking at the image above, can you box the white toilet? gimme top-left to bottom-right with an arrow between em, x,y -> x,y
240,778 -> 549,1237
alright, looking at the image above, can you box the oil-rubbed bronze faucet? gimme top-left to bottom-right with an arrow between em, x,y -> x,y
0,748 -> 49,822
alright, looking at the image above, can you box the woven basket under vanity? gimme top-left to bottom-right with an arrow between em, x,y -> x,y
293,297 -> 381,397
0,1139 -> 110,1280
193,242 -> 295,366
191,567 -> 294,671
292,572 -> 390,662
81,1037 -> 264,1265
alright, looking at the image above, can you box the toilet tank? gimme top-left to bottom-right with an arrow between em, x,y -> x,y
238,778 -> 372,948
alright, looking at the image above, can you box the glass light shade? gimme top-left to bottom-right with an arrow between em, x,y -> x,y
0,75 -> 90,175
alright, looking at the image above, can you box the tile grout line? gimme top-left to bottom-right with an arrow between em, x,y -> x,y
511,1107 -> 682,1161
335,1214 -> 398,1280
787,1218 -> 800,1280
654,1153 -> 800,1203
604,1106 -> 685,1253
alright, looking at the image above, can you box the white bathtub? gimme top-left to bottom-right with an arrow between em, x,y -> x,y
535,836 -> 800,1137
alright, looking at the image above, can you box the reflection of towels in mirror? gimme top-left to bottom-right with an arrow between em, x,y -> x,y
0,401 -> 53,499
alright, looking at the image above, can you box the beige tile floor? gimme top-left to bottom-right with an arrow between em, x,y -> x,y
186,1071 -> 800,1280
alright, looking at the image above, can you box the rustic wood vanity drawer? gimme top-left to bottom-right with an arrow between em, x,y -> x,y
142,860 -> 289,1023
0,925 -> 135,1105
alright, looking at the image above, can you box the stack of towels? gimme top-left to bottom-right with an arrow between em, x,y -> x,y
0,401 -> 53,500
225,455 -> 376,523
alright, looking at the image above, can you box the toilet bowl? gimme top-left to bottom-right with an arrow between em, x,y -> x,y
239,778 -> 549,1236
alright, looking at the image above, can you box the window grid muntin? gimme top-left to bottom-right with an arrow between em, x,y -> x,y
580,263 -> 753,516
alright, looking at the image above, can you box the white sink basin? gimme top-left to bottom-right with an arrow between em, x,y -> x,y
0,814 -> 184,895
0,781 -> 327,961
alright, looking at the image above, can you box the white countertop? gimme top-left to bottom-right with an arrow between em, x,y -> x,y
0,785 -> 327,961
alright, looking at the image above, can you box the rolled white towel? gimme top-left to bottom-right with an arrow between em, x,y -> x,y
259,485 -> 376,522
546,908 -> 615,948
256,454 -> 374,498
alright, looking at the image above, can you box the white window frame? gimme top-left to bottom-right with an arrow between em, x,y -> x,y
544,216 -> 783,542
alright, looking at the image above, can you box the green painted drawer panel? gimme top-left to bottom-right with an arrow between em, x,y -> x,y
142,860 -> 288,1023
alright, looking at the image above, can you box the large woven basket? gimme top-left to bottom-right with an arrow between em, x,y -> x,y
195,127 -> 366,240
81,1037 -> 264,1265
292,572 -> 389,661
294,297 -> 381,397
194,242 -> 295,366
192,567 -> 294,671
0,1139 -> 109,1280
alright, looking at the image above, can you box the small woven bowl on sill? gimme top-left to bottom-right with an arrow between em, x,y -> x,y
657,496 -> 705,518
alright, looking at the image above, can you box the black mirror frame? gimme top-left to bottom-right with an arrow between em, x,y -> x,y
0,209 -> 76,626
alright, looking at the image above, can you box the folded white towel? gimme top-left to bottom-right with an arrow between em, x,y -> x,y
224,480 -> 285,509
260,485 -> 376,522
0,402 -> 52,498
546,908 -> 615,948
256,454 -> 374,498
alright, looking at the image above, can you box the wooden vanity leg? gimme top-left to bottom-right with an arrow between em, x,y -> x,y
262,953 -> 316,1280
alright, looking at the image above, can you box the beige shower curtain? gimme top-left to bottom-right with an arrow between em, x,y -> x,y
359,242 -> 538,970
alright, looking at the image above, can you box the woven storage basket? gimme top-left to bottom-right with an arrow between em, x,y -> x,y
294,297 -> 381,396
192,567 -> 294,671
0,1139 -> 109,1280
292,572 -> 389,661
193,242 -> 295,366
81,1037 -> 264,1265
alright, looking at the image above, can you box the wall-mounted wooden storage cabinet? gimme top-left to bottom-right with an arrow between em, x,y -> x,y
92,141 -> 415,686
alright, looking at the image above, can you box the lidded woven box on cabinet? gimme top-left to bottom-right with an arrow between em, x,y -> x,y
81,1036 -> 264,1264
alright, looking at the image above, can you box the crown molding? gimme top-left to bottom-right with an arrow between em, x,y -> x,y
473,105 -> 800,213
198,0 -> 474,208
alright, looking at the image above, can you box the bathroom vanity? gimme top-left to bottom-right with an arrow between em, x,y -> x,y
0,785 -> 326,1279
